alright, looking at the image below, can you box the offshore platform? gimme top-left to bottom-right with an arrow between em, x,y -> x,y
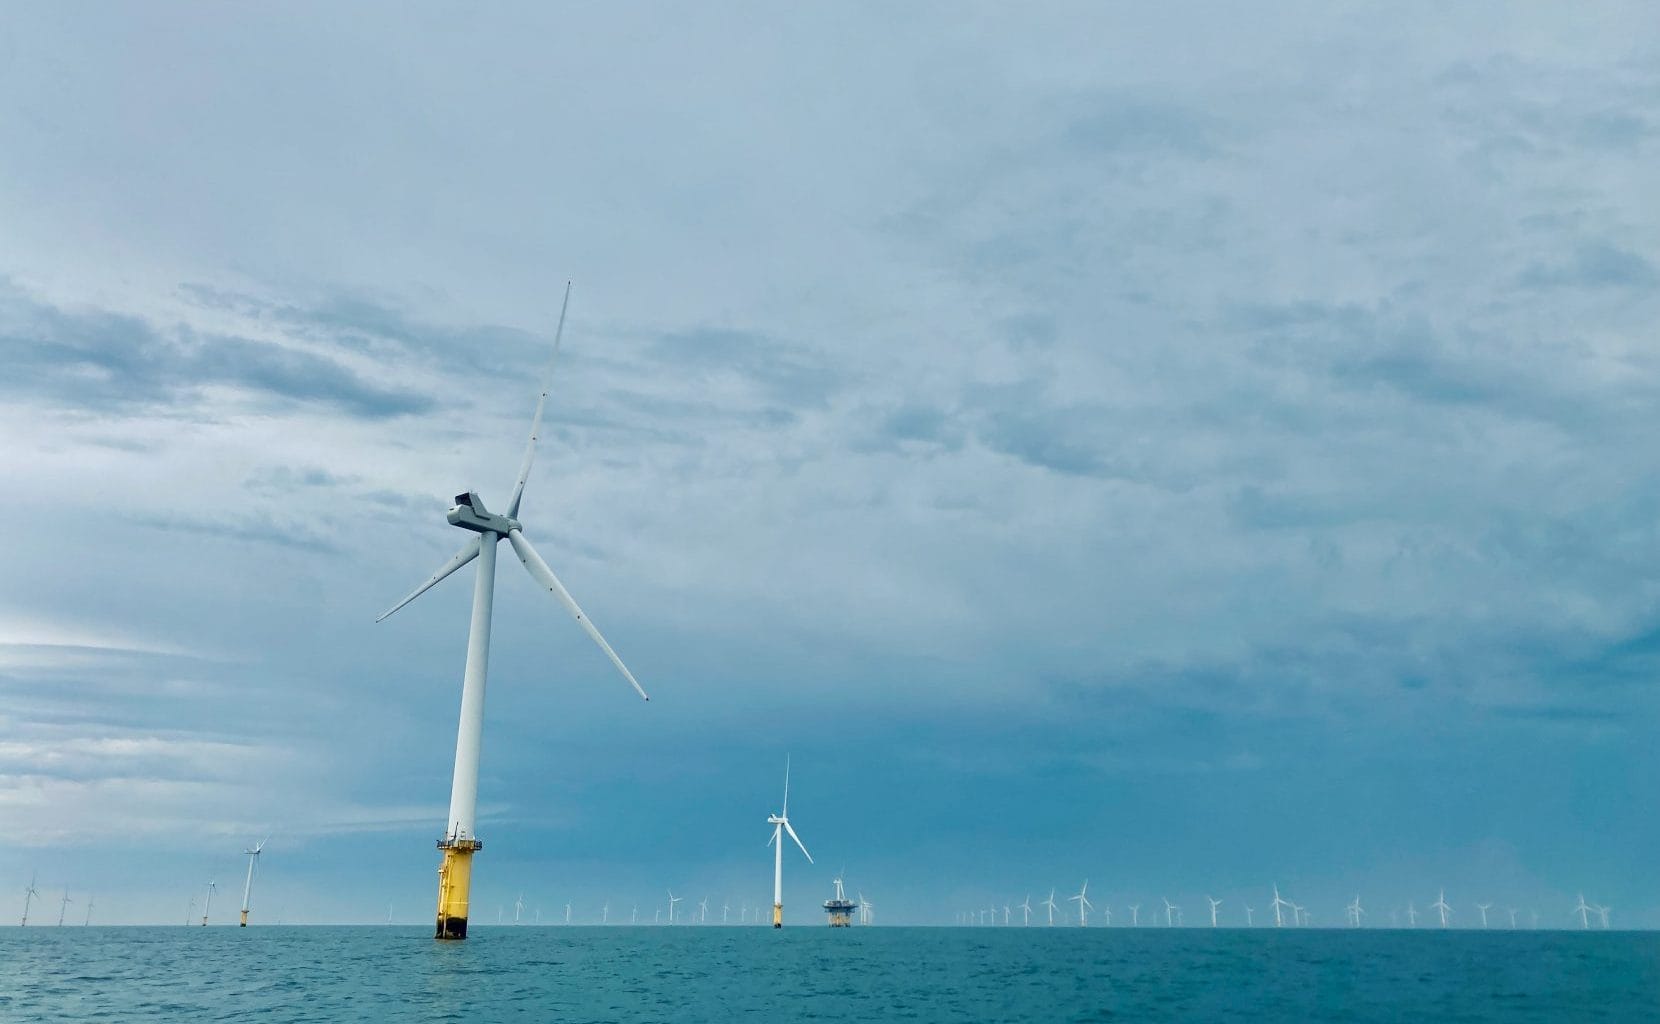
823,875 -> 857,927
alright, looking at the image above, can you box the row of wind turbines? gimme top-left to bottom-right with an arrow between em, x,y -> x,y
483,886 -> 874,927
960,883 -> 1618,930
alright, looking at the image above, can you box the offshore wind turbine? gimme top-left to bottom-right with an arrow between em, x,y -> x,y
1476,902 -> 1491,929
201,881 -> 217,926
1270,884 -> 1291,928
1042,889 -> 1059,926
1129,903 -> 1140,927
83,895 -> 93,926
1019,895 -> 1032,926
1207,896 -> 1222,928
57,888 -> 72,926
766,757 -> 813,927
1069,881 -> 1092,926
20,872 -> 39,926
239,837 -> 268,927
667,891 -> 682,925
514,893 -> 525,924
1573,894 -> 1591,930
1432,890 -> 1452,928
376,284 -> 649,941
1406,902 -> 1418,927
1244,905 -> 1255,926
1163,898 -> 1178,928
1346,895 -> 1363,928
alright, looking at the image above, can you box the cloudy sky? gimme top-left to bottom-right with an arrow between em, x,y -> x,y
2,3 -> 1657,927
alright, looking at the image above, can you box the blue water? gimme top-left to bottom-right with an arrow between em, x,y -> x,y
2,926 -> 1655,1022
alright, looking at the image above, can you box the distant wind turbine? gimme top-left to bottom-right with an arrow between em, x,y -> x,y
1019,895 -> 1032,926
1476,903 -> 1491,929
1573,894 -> 1591,930
1507,907 -> 1517,929
1432,890 -> 1452,928
375,284 -> 650,941
1346,895 -> 1363,928
58,888 -> 72,926
1270,884 -> 1291,928
1406,901 -> 1418,927
1042,889 -> 1059,926
239,837 -> 268,927
699,898 -> 709,925
200,881 -> 216,927
1207,896 -> 1222,928
185,896 -> 195,927
766,757 -> 813,927
1244,905 -> 1255,927
1129,903 -> 1140,927
1164,898 -> 1178,928
668,891 -> 682,925
83,895 -> 94,927
1069,881 -> 1092,926
20,872 -> 39,927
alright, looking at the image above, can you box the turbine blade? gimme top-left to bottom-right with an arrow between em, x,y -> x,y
783,821 -> 813,864
506,282 -> 571,519
507,529 -> 649,700
376,536 -> 483,622
783,755 -> 791,817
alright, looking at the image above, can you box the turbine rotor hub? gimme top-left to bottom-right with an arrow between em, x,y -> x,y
446,492 -> 522,535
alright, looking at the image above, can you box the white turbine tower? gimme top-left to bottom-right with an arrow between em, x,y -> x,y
376,285 -> 649,942
83,895 -> 94,926
860,894 -> 875,926
20,872 -> 39,927
699,898 -> 710,925
1346,895 -> 1363,928
1069,881 -> 1092,926
1432,889 -> 1452,928
1270,884 -> 1291,928
1129,903 -> 1140,927
1476,903 -> 1491,929
239,837 -> 268,927
1573,894 -> 1591,930
1042,889 -> 1059,926
1163,898 -> 1178,927
200,881 -> 216,926
1019,895 -> 1032,926
766,757 -> 813,928
57,888 -> 71,926
1207,896 -> 1222,928
1244,905 -> 1255,926
514,893 -> 525,924
602,902 -> 610,925
668,891 -> 682,925
1406,902 -> 1418,927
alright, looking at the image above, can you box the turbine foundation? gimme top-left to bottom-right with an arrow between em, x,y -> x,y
435,837 -> 483,940
773,903 -> 783,929
239,910 -> 248,927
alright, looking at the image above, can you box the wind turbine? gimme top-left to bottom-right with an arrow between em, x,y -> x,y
20,872 -> 39,926
1346,895 -> 1363,928
1129,903 -> 1140,927
766,757 -> 812,927
1596,905 -> 1611,930
83,895 -> 94,926
514,893 -> 525,924
1270,884 -> 1291,928
603,902 -> 610,925
563,902 -> 571,925
57,888 -> 72,926
631,904 -> 638,925
1069,881 -> 1092,926
200,882 -> 217,926
1042,889 -> 1059,926
1573,894 -> 1591,930
1207,896 -> 1222,928
1019,895 -> 1032,926
1002,903 -> 1011,926
1244,905 -> 1254,926
1163,898 -> 1178,928
1506,907 -> 1517,929
860,894 -> 874,926
667,891 -> 682,925
1476,902 -> 1491,929
185,896 -> 195,927
376,284 -> 649,941
699,898 -> 710,925
1406,902 -> 1418,927
239,837 -> 268,927
1432,889 -> 1451,928
723,902 -> 730,925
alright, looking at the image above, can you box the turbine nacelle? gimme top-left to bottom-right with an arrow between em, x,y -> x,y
446,492 -> 522,535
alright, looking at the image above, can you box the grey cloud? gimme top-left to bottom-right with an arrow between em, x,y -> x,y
1517,241 -> 1658,290
0,280 -> 433,419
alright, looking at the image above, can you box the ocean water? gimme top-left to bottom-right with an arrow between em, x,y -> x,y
1,926 -> 1654,1022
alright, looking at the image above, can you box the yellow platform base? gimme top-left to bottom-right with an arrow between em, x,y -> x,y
435,838 -> 482,940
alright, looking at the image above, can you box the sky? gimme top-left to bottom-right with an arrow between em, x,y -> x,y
2,3 -> 1657,928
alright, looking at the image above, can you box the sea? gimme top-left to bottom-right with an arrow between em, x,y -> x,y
1,926 -> 1654,1023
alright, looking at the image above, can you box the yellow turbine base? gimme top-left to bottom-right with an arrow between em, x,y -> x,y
773,903 -> 783,929
239,909 -> 248,927
435,839 -> 481,940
